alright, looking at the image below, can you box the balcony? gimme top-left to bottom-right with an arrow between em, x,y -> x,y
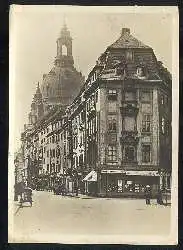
120,130 -> 139,144
87,106 -> 96,119
120,100 -> 139,116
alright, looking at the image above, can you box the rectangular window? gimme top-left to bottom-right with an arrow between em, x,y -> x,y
108,89 -> 117,101
125,91 -> 136,101
47,150 -> 49,157
124,146 -> 135,161
141,91 -> 151,103
108,102 -> 117,113
52,135 -> 55,143
108,145 -> 117,161
141,103 -> 151,113
142,114 -> 151,132
160,94 -> 165,105
47,164 -> 49,172
165,95 -> 169,105
44,147 -> 46,153
124,116 -> 135,131
95,91 -> 98,103
126,50 -> 133,61
161,117 -> 165,134
108,115 -> 117,131
53,149 -> 55,158
142,145 -> 151,163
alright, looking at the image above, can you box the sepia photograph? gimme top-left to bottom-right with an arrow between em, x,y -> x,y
8,5 -> 179,244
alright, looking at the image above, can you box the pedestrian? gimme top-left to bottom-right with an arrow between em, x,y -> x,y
157,188 -> 163,205
145,185 -> 151,205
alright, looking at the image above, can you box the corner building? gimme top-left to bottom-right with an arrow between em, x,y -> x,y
66,28 -> 172,197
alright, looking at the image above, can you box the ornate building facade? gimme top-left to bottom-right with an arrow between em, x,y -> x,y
62,27 -> 172,197
18,27 -> 172,198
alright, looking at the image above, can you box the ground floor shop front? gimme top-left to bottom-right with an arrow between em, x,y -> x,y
83,169 -> 171,198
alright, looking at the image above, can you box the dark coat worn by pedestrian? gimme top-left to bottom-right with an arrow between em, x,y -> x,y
145,186 -> 151,204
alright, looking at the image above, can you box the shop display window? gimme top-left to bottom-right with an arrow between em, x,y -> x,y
117,180 -> 123,192
124,180 -> 145,193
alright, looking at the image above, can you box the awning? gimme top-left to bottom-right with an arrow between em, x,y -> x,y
82,171 -> 97,182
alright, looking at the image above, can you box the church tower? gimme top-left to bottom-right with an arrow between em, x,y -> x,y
29,82 -> 44,125
40,23 -> 84,112
54,23 -> 74,67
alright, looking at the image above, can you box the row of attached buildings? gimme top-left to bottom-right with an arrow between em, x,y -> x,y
16,26 -> 172,197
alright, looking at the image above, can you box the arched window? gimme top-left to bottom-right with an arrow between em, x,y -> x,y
62,45 -> 67,55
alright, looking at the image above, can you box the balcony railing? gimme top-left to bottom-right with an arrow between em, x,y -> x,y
120,130 -> 139,144
120,100 -> 139,116
87,107 -> 96,119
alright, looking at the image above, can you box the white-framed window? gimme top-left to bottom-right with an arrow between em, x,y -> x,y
108,145 -> 117,161
108,89 -> 117,101
142,114 -> 151,132
142,144 -> 151,163
108,115 -> 117,131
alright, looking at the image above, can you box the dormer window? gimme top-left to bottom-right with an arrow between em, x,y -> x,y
136,67 -> 146,78
126,50 -> 133,61
116,67 -> 125,76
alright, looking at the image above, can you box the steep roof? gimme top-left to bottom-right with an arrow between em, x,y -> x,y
108,28 -> 150,49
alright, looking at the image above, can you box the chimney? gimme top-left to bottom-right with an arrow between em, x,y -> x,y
121,28 -> 130,35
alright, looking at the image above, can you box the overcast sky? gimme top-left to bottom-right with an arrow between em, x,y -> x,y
10,6 -> 175,152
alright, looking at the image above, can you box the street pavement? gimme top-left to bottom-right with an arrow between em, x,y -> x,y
10,190 -> 171,243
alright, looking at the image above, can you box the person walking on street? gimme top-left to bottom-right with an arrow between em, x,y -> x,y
145,185 -> 151,205
157,188 -> 163,205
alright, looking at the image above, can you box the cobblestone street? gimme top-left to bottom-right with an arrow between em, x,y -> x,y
10,190 -> 171,243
